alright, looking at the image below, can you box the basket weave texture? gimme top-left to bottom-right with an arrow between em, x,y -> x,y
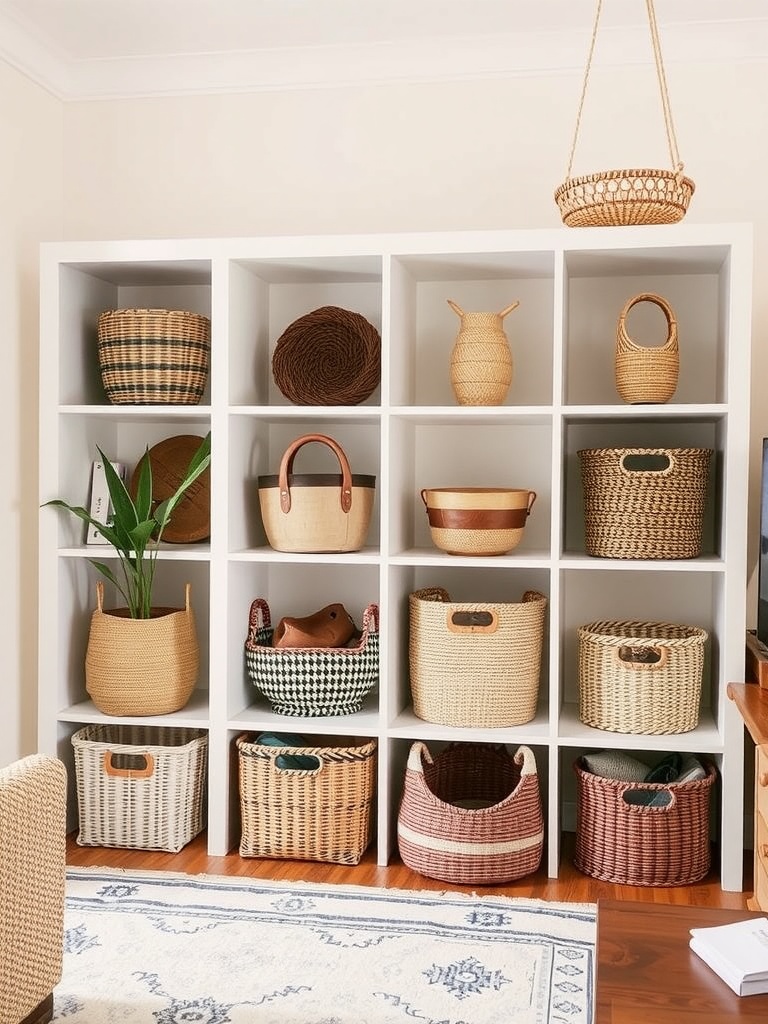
97,308 -> 210,405
574,757 -> 716,886
555,169 -> 694,228
578,620 -> 708,734
85,582 -> 199,716
237,734 -> 376,864
245,598 -> 379,717
72,725 -> 208,852
409,587 -> 547,727
579,446 -> 711,559
615,292 -> 679,404
397,742 -> 544,884
272,305 -> 381,405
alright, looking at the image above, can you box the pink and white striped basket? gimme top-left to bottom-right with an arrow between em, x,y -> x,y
397,741 -> 544,884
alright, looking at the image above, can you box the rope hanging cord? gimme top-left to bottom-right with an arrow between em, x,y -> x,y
566,0 -> 684,182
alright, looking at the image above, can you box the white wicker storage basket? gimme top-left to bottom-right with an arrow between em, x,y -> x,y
72,724 -> 208,852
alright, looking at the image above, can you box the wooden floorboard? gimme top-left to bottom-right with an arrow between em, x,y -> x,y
66,832 -> 753,909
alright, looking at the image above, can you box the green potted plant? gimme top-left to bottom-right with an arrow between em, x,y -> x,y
44,432 -> 211,716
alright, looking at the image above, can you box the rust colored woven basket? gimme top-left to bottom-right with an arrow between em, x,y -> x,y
555,0 -> 694,227
397,742 -> 544,885
272,305 -> 381,405
578,620 -> 708,735
574,757 -> 716,886
409,587 -> 547,727
579,447 -> 712,559
72,724 -> 208,852
615,293 -> 679,404
97,308 -> 210,405
237,734 -> 376,864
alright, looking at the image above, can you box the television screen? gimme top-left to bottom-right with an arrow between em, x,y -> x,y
758,438 -> 768,648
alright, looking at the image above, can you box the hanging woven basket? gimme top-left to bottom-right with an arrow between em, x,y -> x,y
555,0 -> 695,227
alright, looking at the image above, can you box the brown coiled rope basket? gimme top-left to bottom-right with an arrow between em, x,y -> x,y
97,308 -> 210,405
272,305 -> 381,405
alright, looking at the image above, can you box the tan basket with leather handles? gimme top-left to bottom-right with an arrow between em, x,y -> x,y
258,434 -> 375,553
578,619 -> 708,734
555,0 -> 695,227
409,587 -> 547,727
615,293 -> 679,404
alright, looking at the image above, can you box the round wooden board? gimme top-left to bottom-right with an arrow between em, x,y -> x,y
130,434 -> 210,543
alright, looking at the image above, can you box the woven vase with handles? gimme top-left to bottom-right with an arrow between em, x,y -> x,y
85,581 -> 199,716
448,299 -> 519,406
615,292 -> 679,404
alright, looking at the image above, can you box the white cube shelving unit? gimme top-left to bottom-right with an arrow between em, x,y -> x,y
38,223 -> 752,890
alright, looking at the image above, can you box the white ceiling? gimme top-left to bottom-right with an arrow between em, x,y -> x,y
0,0 -> 766,100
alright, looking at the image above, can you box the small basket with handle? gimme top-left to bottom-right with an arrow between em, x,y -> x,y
615,293 -> 679,404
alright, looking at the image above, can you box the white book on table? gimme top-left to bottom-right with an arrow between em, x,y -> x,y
689,916 -> 768,997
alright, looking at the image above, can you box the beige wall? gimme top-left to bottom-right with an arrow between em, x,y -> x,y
5,52 -> 768,763
1,61 -> 62,766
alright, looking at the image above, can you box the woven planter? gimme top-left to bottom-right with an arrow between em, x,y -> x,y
72,725 -> 208,852
84,582 -> 199,716
97,308 -> 210,405
447,299 -> 519,406
555,1 -> 694,227
574,757 -> 716,886
397,742 -> 544,884
258,434 -> 375,553
272,305 -> 381,405
244,598 -> 379,717
578,620 -> 708,734
409,587 -> 547,727
579,447 -> 712,559
615,293 -> 679,404
237,734 -> 376,864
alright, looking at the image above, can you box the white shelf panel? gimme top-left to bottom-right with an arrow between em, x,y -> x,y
390,547 -> 552,567
229,547 -> 381,565
557,703 -> 723,752
388,706 -> 551,744
558,554 -> 726,572
56,689 -> 211,728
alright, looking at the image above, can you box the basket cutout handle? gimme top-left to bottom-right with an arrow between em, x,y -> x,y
759,771 -> 768,789
103,751 -> 155,779
447,608 -> 499,634
617,293 -> 678,354
619,784 -> 676,812
614,644 -> 669,671
270,751 -> 323,774
619,449 -> 675,477
565,0 -> 685,179
277,433 -> 353,514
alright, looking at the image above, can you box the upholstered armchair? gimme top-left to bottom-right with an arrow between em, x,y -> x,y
0,754 -> 66,1024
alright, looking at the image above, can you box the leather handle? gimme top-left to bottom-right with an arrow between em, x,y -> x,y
759,771 -> 768,788
103,751 -> 155,779
277,434 -> 353,514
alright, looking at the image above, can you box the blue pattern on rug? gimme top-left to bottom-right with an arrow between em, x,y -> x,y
55,869 -> 596,1023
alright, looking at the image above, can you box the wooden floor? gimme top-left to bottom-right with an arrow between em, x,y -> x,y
66,832 -> 753,909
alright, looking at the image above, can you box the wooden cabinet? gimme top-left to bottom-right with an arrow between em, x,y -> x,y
38,224 -> 752,889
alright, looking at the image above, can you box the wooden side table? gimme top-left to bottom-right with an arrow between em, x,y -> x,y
727,681 -> 768,911
596,900 -> 768,1022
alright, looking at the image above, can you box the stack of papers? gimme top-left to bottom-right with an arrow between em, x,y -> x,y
689,916 -> 768,996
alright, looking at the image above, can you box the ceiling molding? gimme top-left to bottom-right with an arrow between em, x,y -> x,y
1,16 -> 767,101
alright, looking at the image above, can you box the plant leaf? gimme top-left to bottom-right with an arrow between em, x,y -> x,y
132,449 -> 154,523
96,448 -> 139,532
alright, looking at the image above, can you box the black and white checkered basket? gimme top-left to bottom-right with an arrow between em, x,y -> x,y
244,598 -> 379,716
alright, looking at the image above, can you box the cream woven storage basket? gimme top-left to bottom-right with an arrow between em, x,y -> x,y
72,724 -> 208,852
615,293 -> 679,404
409,587 -> 547,727
579,447 -> 712,559
237,734 -> 376,864
97,308 -> 210,405
578,620 -> 708,734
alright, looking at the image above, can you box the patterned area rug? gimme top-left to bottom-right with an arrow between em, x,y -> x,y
55,868 -> 596,1023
